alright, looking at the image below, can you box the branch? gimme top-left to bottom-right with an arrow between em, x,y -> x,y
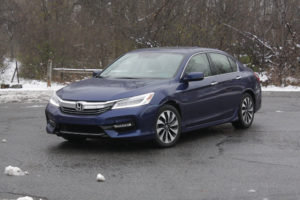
222,23 -> 276,55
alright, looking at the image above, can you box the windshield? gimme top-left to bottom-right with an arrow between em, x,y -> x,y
99,52 -> 184,79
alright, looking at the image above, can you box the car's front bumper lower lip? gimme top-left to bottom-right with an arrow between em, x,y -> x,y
45,103 -> 158,140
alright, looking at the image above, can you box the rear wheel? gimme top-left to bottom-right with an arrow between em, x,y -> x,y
232,93 -> 255,129
154,105 -> 181,147
62,135 -> 87,143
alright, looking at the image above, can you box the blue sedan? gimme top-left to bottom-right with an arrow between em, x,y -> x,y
45,47 -> 261,147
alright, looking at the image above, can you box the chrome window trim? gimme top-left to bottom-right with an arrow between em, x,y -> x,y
181,52 -> 213,78
180,52 -> 207,79
180,51 -> 240,80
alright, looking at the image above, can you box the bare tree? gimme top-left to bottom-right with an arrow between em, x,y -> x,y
0,0 -> 299,84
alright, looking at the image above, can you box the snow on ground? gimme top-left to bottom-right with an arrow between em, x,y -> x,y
285,76 -> 299,84
4,166 -> 28,176
262,85 -> 300,92
0,90 -> 55,103
96,173 -> 106,182
0,59 -> 64,103
2,79 -> 64,91
258,72 -> 269,83
0,58 -> 64,91
16,196 -> 34,200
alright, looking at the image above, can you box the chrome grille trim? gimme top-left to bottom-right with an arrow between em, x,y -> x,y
59,100 -> 116,115
59,99 -> 117,110
60,106 -> 111,115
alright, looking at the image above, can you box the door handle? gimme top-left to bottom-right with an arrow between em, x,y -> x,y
210,81 -> 218,86
235,76 -> 242,80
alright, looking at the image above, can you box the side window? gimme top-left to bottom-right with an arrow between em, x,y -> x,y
228,57 -> 238,72
185,54 -> 212,77
209,53 -> 233,75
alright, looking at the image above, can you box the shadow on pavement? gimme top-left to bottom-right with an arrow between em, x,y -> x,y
46,123 -> 248,154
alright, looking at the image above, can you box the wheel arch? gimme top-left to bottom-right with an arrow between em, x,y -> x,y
160,99 -> 182,117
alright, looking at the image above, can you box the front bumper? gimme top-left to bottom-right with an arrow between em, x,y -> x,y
45,103 -> 158,140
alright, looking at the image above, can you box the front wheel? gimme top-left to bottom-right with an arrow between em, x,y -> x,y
154,105 -> 181,147
232,93 -> 255,129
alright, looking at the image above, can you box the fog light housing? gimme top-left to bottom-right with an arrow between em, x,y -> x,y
113,122 -> 134,129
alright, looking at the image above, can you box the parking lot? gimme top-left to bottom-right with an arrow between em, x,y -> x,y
1,92 -> 300,200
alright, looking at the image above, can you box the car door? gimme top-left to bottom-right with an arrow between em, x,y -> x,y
177,53 -> 223,128
208,53 -> 243,119
227,56 -> 244,107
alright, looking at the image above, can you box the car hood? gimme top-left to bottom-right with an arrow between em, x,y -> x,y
57,78 -> 170,101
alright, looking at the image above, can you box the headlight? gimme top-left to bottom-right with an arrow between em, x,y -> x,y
49,93 -> 61,107
112,93 -> 154,109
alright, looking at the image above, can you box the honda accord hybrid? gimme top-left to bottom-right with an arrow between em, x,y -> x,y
45,47 -> 261,147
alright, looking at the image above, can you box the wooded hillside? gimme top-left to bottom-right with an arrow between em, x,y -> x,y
1,0 -> 299,85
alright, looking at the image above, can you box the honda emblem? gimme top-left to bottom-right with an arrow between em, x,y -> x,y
75,102 -> 83,111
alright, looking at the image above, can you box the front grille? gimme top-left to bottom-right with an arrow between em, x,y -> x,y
60,123 -> 107,136
60,106 -> 111,115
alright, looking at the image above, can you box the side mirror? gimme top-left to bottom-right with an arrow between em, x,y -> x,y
92,70 -> 102,77
182,72 -> 204,82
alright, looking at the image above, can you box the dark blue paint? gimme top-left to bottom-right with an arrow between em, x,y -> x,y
182,72 -> 204,82
45,47 -> 262,140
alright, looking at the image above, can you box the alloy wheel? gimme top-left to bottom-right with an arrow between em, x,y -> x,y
241,96 -> 254,125
156,110 -> 179,144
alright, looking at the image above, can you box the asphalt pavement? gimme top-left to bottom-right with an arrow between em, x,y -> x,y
0,92 -> 300,200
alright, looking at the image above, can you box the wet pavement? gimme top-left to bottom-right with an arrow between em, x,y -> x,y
0,92 -> 300,200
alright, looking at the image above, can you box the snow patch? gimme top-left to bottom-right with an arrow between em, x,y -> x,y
286,76 -> 299,84
25,105 -> 45,108
4,166 -> 29,176
0,90 -> 54,103
1,58 -> 64,91
262,85 -> 300,92
258,72 -> 269,83
0,58 -> 16,82
96,173 -> 105,182
17,196 -> 34,200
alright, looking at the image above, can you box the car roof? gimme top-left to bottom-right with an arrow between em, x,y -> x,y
130,47 -> 226,55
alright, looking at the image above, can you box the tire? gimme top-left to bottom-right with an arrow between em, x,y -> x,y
154,105 -> 182,147
232,93 -> 255,129
62,135 -> 87,143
